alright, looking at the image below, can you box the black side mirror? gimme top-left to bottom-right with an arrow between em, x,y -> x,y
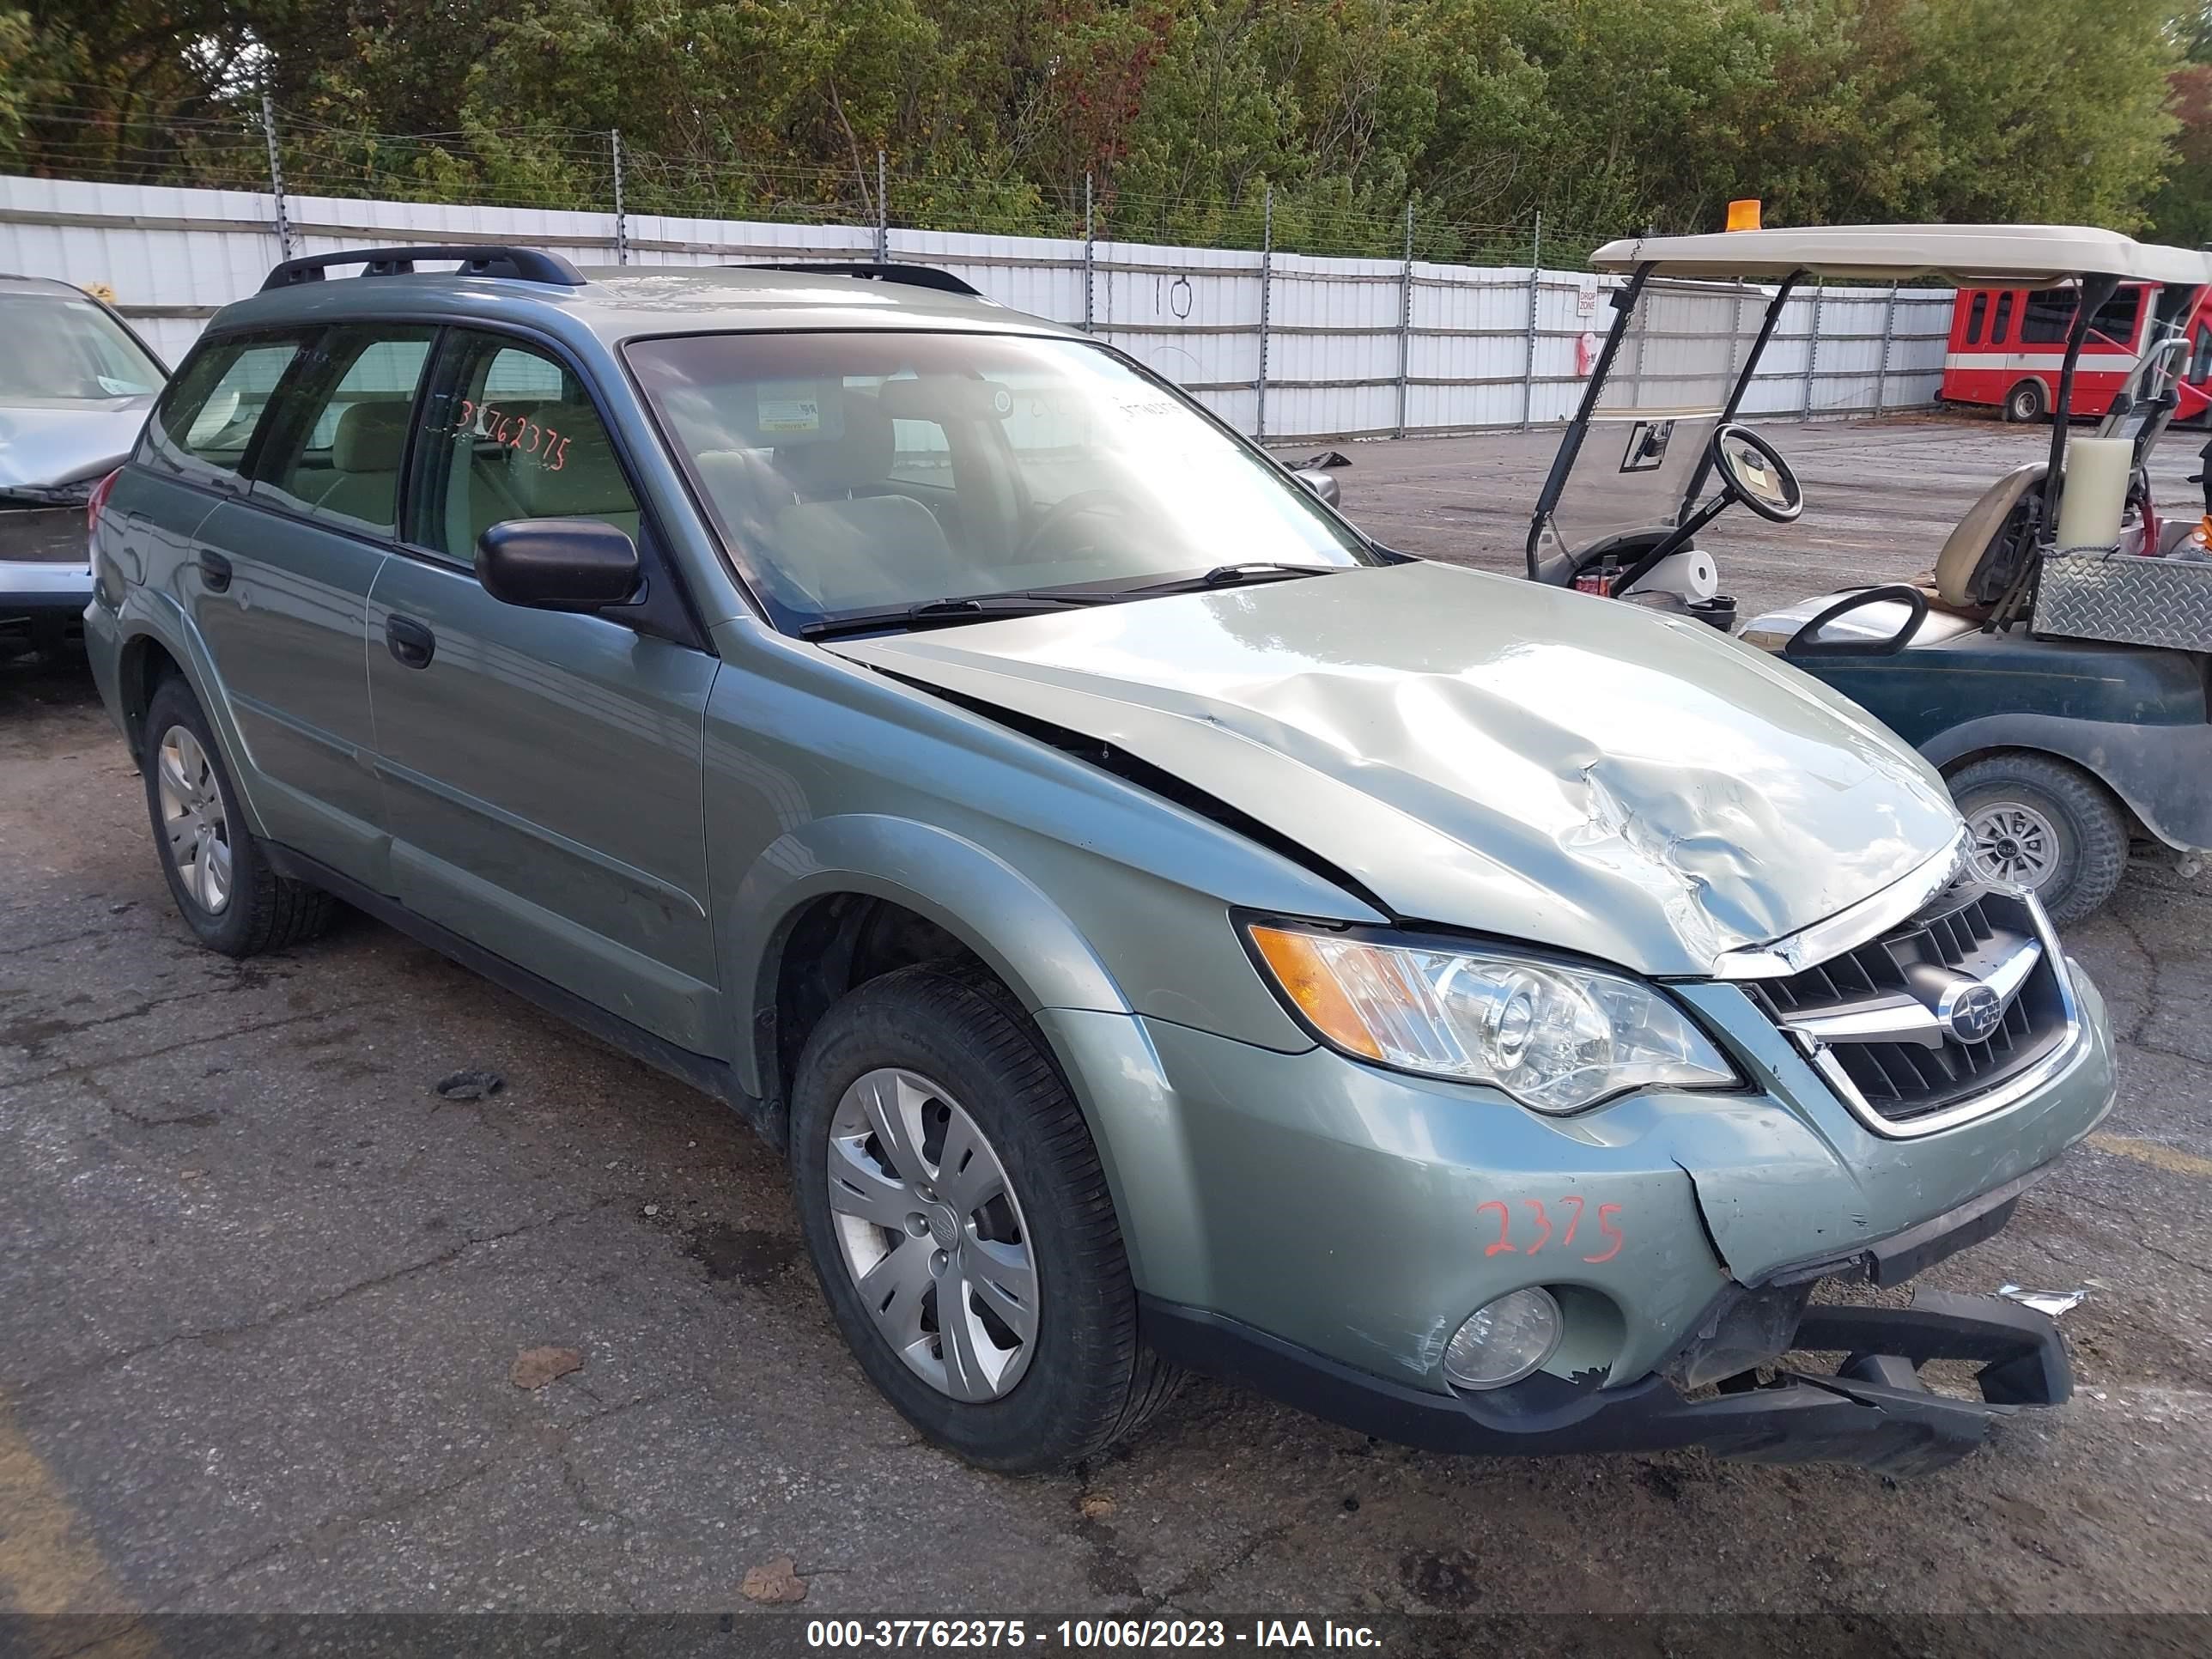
477,519 -> 641,611
1291,468 -> 1341,507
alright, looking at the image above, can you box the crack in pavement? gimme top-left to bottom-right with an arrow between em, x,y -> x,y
3,976 -> 316,1058
0,926 -> 127,959
15,1198 -> 622,1400
2109,911 -> 2166,1047
2132,1237 -> 2212,1282
0,1009 -> 336,1096
1149,1520 -> 1297,1608
152,1384 -> 690,1611
161,1458 -> 504,1607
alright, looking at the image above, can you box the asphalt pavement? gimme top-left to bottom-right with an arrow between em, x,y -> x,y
3,415 -> 2209,1632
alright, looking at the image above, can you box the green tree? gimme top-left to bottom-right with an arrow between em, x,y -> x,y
0,0 -> 2195,257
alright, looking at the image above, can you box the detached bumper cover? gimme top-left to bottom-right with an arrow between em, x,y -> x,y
1145,1289 -> 2069,1478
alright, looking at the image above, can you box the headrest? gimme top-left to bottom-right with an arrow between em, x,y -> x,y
506,404 -> 633,517
775,392 -> 891,497
331,401 -> 410,473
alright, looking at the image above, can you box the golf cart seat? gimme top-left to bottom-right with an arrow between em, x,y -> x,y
1930,462 -> 2045,609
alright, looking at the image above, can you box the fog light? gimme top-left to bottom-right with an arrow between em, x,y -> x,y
1443,1288 -> 1562,1390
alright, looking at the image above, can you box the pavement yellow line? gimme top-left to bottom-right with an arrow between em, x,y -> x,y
2086,1132 -> 2212,1180
0,1389 -> 161,1658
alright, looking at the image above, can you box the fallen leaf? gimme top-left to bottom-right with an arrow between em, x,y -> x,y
741,1555 -> 807,1604
1079,1494 -> 1115,1520
435,1069 -> 505,1102
510,1346 -> 584,1389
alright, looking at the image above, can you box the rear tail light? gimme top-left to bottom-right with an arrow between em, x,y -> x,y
86,467 -> 121,537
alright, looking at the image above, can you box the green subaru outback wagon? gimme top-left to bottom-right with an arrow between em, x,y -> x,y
85,246 -> 2115,1476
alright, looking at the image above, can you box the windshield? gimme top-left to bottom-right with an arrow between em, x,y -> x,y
624,331 -> 1371,629
1529,278 -> 1768,582
0,293 -> 163,404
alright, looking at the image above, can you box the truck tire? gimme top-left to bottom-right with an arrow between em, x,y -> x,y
790,963 -> 1180,1472
143,675 -> 338,956
1949,753 -> 2128,924
2002,380 -> 2046,423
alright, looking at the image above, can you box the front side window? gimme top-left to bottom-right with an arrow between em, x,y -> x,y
0,291 -> 163,404
255,326 -> 436,534
625,331 -> 1371,628
143,333 -> 309,486
409,332 -> 641,563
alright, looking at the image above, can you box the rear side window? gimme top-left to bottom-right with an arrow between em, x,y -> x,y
2087,286 -> 2143,348
1964,293 -> 1988,345
2021,292 -> 2073,345
254,327 -> 436,535
2021,286 -> 2141,349
409,331 -> 641,563
143,333 -> 307,485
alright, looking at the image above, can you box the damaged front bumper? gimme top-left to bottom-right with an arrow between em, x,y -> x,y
1144,1282 -> 2070,1480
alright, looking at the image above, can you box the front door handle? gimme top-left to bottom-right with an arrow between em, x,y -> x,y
197,550 -> 233,592
385,613 -> 435,669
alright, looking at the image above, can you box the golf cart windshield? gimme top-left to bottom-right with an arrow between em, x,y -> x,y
1528,226 -> 2212,592
1528,278 -> 1775,584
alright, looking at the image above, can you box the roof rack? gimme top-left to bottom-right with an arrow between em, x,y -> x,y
262,246 -> 586,293
733,261 -> 984,298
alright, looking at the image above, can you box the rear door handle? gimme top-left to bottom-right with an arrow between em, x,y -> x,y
385,613 -> 435,669
197,550 -> 233,592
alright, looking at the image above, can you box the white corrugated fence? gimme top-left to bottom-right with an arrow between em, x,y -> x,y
0,176 -> 1951,444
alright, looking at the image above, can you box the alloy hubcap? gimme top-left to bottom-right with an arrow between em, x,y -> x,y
1966,801 -> 2058,889
155,725 -> 232,915
825,1067 -> 1037,1401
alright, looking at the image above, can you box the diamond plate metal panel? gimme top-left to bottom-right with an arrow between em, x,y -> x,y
2036,547 -> 2212,653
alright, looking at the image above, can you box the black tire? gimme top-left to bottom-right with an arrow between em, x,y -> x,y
1949,753 -> 2128,924
2002,380 -> 2046,423
790,963 -> 1179,1472
142,674 -> 337,957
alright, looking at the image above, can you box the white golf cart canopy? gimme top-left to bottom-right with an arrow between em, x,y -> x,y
1589,225 -> 2212,289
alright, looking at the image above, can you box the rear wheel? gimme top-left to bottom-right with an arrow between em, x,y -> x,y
2002,380 -> 2047,423
790,963 -> 1179,1472
1950,753 -> 2128,923
143,675 -> 337,956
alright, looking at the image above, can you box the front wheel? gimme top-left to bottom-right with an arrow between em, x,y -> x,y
1950,753 -> 2128,924
2002,380 -> 2047,423
790,963 -> 1179,1472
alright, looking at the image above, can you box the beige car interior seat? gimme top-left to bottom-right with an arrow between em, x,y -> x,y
1927,461 -> 2046,610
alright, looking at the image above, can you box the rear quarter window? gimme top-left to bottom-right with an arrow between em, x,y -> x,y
143,332 -> 310,486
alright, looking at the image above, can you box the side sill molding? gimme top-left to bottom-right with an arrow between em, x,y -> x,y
262,842 -> 776,1144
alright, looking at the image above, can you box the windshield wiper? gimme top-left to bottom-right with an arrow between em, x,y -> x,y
1091,562 -> 1338,599
798,592 -> 1107,641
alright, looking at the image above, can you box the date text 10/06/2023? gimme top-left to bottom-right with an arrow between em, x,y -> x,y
805,1620 -> 1382,1650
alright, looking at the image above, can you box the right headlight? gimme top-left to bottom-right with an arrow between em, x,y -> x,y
1246,922 -> 1739,1112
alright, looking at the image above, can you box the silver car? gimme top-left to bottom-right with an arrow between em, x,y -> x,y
85,247 -> 2114,1477
0,274 -> 166,645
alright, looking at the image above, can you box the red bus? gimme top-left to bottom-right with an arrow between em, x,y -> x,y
1940,280 -> 2212,422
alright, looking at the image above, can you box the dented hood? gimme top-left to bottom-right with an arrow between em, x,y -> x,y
828,562 -> 1962,977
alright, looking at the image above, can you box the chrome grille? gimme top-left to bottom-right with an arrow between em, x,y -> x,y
1748,884 -> 2071,1128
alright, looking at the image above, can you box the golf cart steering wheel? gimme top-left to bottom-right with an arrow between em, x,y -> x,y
1709,423 -> 1804,523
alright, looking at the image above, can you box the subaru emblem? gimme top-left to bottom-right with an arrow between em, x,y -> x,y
1939,981 -> 2006,1044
